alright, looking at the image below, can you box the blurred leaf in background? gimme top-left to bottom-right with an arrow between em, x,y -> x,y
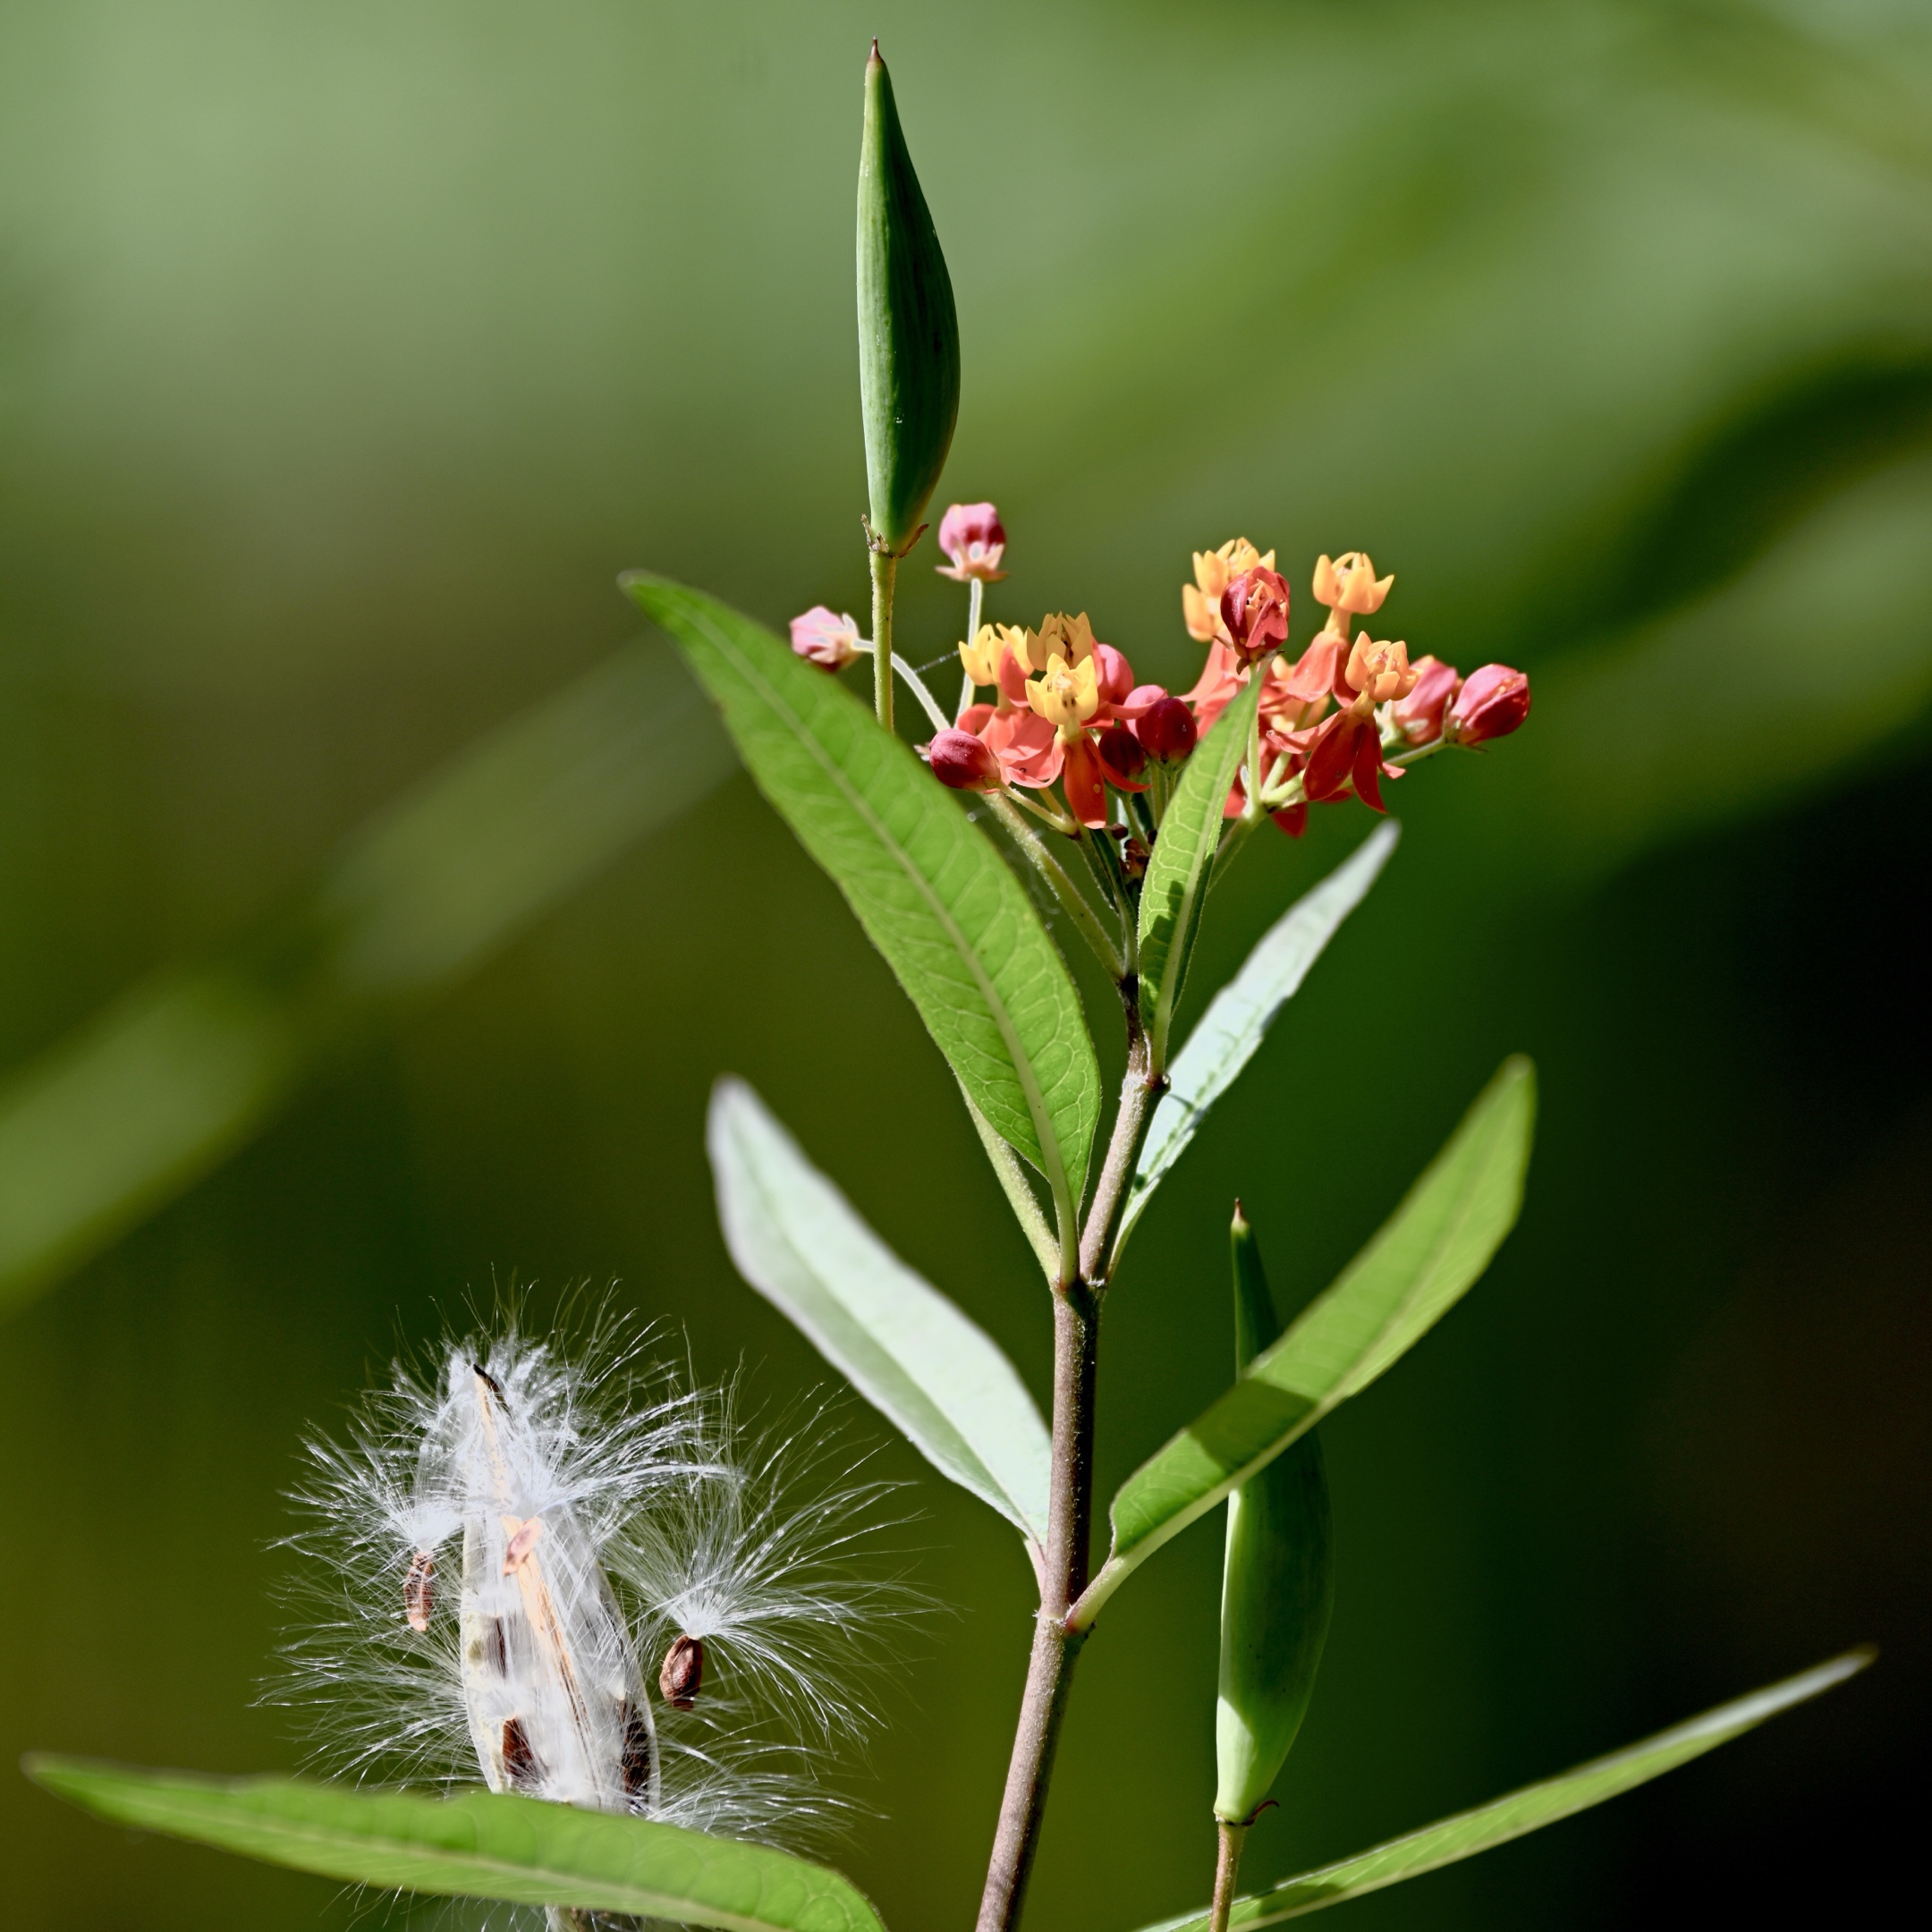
0,2 -> 1924,1928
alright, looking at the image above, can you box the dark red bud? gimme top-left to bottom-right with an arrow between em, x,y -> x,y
923,726 -> 1003,790
1095,722 -> 1147,784
1448,664 -> 1531,746
1220,566 -> 1291,662
1136,694 -> 1198,760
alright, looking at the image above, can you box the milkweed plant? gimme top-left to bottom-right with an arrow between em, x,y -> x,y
26,40 -> 1870,1932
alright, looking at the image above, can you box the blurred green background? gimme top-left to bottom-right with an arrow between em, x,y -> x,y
2,1 -> 1927,1926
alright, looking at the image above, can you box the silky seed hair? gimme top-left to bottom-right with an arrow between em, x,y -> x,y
274,1309 -> 918,1854
611,1375 -> 926,1750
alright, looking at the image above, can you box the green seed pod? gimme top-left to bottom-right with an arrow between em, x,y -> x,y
856,41 -> 959,555
1215,1203 -> 1335,1825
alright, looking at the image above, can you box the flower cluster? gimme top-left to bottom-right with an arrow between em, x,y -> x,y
935,610 -> 1162,829
789,504 -> 1530,870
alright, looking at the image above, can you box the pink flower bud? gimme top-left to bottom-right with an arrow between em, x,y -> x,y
1135,694 -> 1198,760
922,727 -> 1003,792
936,502 -> 1008,581
1094,642 -> 1136,707
1447,664 -> 1531,746
790,606 -> 863,671
1219,566 -> 1291,664
1392,655 -> 1462,746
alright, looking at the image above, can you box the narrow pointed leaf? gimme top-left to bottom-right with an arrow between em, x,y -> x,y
857,46 -> 959,551
1140,1648 -> 1873,1930
626,574 -> 1097,1219
24,1760 -> 887,1932
1117,821 -> 1399,1264
1138,677 -> 1263,1072
1073,1058 -> 1534,1627
708,1077 -> 1051,1546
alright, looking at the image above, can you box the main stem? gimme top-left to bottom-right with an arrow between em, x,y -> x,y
976,1027 -> 1164,1932
870,546 -> 898,731
1208,1820 -> 1249,1932
974,1278 -> 1097,1932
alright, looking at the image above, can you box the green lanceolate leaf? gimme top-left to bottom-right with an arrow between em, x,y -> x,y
624,574 -> 1098,1234
1216,1207 -> 1334,1825
857,44 -> 959,552
24,1760 -> 887,1932
1116,821 -> 1399,1266
708,1076 -> 1051,1547
1140,1648 -> 1873,1930
1138,675 -> 1264,1073
1072,1057 -> 1534,1628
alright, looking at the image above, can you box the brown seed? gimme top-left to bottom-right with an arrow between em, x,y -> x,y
501,1515 -> 545,1575
403,1550 -> 436,1631
619,1699 -> 655,1802
658,1633 -> 703,1710
500,1716 -> 539,1790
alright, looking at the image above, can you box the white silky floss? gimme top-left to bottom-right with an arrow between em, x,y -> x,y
279,1320 -> 915,1860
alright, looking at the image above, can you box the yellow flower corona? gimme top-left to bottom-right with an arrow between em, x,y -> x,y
1026,611 -> 1098,674
958,623 -> 1004,688
1344,633 -> 1419,712
1025,651 -> 1101,741
1313,551 -> 1394,623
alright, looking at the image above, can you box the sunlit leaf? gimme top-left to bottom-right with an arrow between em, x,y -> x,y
1139,1648 -> 1873,1929
708,1076 -> 1051,1546
1072,1058 -> 1534,1628
626,573 -> 1098,1230
1116,822 -> 1399,1266
1137,678 -> 1262,1074
24,1759 -> 887,1932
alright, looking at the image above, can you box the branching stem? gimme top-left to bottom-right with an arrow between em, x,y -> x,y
976,1018 -> 1166,1932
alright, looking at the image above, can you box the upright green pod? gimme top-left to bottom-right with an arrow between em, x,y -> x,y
1216,1204 -> 1335,1825
856,42 -> 959,555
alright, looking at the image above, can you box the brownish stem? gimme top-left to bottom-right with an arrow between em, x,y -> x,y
1209,1819 -> 1249,1932
976,1020 -> 1170,1932
1080,1024 -> 1160,1282
975,1282 -> 1098,1932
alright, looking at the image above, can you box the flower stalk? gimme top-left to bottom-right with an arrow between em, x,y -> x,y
1208,1818 -> 1248,1932
870,546 -> 898,731
987,794 -> 1127,981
